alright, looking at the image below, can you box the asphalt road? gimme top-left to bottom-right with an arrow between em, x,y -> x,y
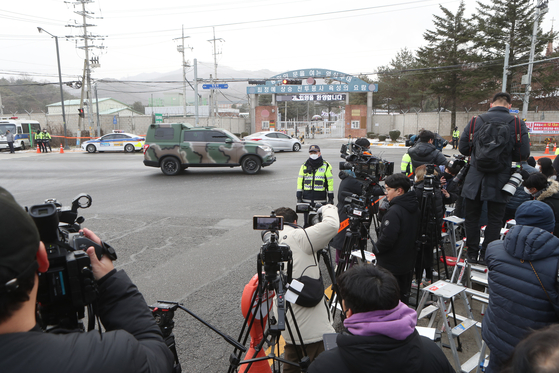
0,141 -> 466,372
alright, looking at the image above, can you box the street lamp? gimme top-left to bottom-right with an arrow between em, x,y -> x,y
38,27 -> 68,149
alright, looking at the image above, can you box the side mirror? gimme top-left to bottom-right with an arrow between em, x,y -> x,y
225,138 -> 233,144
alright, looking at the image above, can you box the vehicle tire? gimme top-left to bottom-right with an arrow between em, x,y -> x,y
241,155 -> 261,175
293,143 -> 301,152
161,157 -> 181,176
20,142 -> 26,150
124,144 -> 135,153
86,144 -> 96,153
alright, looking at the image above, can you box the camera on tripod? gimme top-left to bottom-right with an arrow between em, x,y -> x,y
344,195 -> 370,221
339,142 -> 394,182
254,214 -> 292,265
26,193 -> 116,330
295,202 -> 323,227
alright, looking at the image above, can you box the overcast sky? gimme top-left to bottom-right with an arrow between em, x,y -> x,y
0,0 -> 556,83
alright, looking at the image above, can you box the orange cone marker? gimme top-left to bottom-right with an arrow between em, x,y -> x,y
545,143 -> 550,154
59,144 -> 64,154
36,144 -> 41,153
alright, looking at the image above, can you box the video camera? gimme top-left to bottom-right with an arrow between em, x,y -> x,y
295,202 -> 323,227
27,193 -> 116,330
253,214 -> 292,266
343,194 -> 370,221
339,142 -> 394,185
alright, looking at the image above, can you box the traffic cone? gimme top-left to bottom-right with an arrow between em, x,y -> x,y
545,143 -> 550,154
36,144 -> 41,153
554,143 -> 557,153
59,144 -> 64,154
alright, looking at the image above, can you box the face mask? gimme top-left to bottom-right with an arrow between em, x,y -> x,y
536,165 -> 541,171
524,187 -> 532,195
309,154 -> 319,160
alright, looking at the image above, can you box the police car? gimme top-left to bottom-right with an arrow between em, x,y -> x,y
82,131 -> 145,153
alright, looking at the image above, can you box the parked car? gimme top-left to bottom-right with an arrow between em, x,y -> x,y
143,123 -> 276,176
243,131 -> 301,152
82,131 -> 145,153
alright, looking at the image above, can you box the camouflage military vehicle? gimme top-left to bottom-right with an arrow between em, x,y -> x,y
143,123 -> 276,176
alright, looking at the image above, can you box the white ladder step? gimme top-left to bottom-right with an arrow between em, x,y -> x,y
452,318 -> 478,337
460,352 -> 487,373
418,305 -> 438,320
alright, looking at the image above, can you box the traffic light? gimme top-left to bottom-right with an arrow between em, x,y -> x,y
78,108 -> 84,118
282,79 -> 302,85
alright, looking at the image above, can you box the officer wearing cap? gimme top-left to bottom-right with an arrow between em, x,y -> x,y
297,145 -> 334,208
0,187 -> 173,373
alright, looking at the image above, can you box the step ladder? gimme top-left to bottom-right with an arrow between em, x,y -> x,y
443,215 -> 466,257
417,280 -> 488,373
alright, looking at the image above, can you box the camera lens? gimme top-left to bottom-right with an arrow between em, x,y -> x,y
502,172 -> 523,195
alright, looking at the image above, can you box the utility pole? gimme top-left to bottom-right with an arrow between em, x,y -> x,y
173,26 -> 191,118
522,0 -> 549,120
0,93 -> 3,115
502,42 -> 510,92
194,58 -> 199,126
208,27 -> 224,126
66,0 -> 105,136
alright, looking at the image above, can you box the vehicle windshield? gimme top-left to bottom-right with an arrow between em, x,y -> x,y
0,124 -> 16,135
221,129 -> 241,142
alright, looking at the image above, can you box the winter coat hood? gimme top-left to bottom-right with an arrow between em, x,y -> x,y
536,180 -> 559,202
343,301 -> 417,340
503,224 -> 559,261
389,190 -> 419,214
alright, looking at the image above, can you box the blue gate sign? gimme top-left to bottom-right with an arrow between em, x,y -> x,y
509,109 -> 519,114
113,115 -> 117,124
202,84 -> 229,89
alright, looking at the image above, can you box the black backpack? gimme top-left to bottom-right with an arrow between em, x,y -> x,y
470,114 -> 518,173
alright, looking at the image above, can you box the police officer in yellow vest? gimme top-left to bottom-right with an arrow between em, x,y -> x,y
297,145 -> 334,206
452,126 -> 460,150
42,129 -> 52,152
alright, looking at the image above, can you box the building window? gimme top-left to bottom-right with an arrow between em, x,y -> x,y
351,120 -> 360,129
262,121 -> 270,129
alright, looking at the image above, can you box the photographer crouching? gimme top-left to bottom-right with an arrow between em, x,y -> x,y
273,204 -> 339,372
0,187 -> 174,373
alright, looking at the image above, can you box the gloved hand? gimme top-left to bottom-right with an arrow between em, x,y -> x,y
327,193 -> 334,205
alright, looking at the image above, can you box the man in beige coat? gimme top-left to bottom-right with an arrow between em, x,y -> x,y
273,204 -> 339,373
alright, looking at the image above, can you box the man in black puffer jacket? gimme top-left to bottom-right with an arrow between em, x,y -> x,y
0,187 -> 174,373
375,173 -> 420,304
308,265 -> 454,373
482,200 -> 559,373
405,130 -> 448,174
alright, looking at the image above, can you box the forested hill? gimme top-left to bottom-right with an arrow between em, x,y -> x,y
0,77 -> 77,115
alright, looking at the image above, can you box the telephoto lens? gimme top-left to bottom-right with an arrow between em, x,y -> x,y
502,172 -> 523,195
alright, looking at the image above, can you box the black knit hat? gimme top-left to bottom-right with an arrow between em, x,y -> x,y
0,187 -> 40,293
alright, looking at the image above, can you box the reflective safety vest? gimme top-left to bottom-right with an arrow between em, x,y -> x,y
401,153 -> 412,175
43,132 -> 51,140
452,130 -> 460,138
297,161 -> 333,201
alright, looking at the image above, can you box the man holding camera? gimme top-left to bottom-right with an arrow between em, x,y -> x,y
459,92 -> 530,265
402,130 -> 448,176
274,204 -> 339,373
0,187 -> 174,373
308,265 -> 454,373
297,145 -> 334,206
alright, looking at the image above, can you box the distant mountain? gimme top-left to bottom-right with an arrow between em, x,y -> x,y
95,63 -> 281,107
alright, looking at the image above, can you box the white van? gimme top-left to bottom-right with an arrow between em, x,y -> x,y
0,117 -> 41,151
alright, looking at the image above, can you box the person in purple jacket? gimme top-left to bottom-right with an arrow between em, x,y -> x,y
308,265 -> 454,373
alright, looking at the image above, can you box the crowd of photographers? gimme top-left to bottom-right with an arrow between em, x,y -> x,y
3,91 -> 559,373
